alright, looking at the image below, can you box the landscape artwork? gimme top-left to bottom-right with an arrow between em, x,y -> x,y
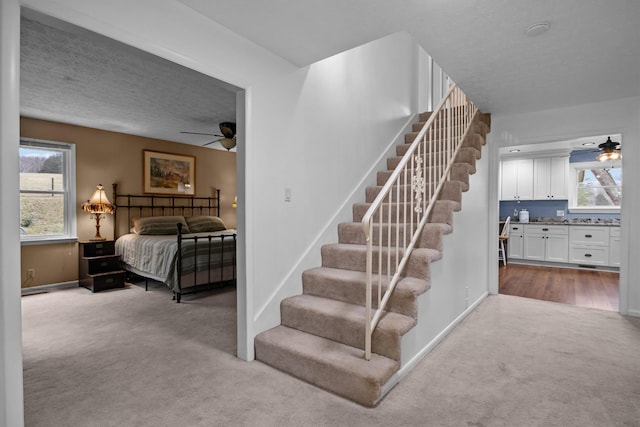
143,150 -> 195,195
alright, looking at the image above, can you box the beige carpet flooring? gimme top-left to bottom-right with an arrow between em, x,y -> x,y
22,282 -> 640,426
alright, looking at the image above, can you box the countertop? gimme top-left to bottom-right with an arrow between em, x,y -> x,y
501,218 -> 620,227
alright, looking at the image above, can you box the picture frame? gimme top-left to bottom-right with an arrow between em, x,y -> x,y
143,150 -> 195,195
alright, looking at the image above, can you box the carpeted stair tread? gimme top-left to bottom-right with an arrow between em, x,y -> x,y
365,180 -> 469,203
352,200 -> 460,223
254,325 -> 399,407
302,266 -> 430,318
281,294 -> 415,360
376,163 -> 474,186
337,221 -> 452,250
321,243 -> 441,275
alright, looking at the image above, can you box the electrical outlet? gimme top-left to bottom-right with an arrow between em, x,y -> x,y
27,268 -> 35,279
556,210 -> 565,217
284,187 -> 292,203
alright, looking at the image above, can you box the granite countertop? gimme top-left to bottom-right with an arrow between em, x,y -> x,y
503,218 -> 620,226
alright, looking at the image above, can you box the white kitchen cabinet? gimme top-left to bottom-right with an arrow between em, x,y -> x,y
533,157 -> 568,200
508,224 -> 524,259
524,224 -> 569,262
569,226 -> 610,266
609,227 -> 621,267
500,159 -> 534,201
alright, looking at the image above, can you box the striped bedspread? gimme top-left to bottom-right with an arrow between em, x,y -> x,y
115,230 -> 236,293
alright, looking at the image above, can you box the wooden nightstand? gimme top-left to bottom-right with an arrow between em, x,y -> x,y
78,241 -> 126,292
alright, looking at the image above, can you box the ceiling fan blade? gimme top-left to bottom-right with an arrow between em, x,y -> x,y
180,131 -> 223,136
202,138 -> 222,146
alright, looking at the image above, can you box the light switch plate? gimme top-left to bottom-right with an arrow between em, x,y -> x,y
556,210 -> 565,217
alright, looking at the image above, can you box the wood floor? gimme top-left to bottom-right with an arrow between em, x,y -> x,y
499,263 -> 619,312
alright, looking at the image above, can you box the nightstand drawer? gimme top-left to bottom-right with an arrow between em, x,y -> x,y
85,255 -> 121,275
81,241 -> 115,257
81,271 -> 126,293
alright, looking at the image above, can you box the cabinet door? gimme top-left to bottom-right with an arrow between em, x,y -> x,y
524,232 -> 546,260
546,234 -> 569,262
500,160 -> 518,200
549,157 -> 568,199
533,158 -> 551,200
508,226 -> 524,259
516,159 -> 534,200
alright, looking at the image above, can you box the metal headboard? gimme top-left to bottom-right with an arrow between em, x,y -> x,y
112,183 -> 221,238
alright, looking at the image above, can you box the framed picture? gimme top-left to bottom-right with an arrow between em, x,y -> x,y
143,150 -> 195,195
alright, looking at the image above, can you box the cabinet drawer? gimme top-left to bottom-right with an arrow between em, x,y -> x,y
509,224 -> 524,235
569,246 -> 609,266
81,241 -> 115,257
86,256 -> 121,275
524,224 -> 568,236
569,227 -> 609,246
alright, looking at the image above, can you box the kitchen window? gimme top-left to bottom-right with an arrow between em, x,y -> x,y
568,160 -> 621,213
20,138 -> 77,244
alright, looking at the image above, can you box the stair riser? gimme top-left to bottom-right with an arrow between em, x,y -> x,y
397,133 -> 485,156
404,123 -> 488,144
322,246 -> 433,279
339,222 -> 416,246
410,121 -> 489,136
254,327 -> 399,407
352,198 -> 460,223
376,163 -> 471,187
366,181 -> 465,203
387,148 -> 479,170
338,222 -> 446,251
280,299 -> 408,361
302,271 -> 425,318
366,178 -> 466,204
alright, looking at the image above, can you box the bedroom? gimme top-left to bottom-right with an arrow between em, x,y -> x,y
19,9 -> 240,296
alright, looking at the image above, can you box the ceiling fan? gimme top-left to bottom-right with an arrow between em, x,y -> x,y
593,136 -> 621,162
181,122 -> 236,150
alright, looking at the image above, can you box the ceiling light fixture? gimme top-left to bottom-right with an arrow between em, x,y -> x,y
596,137 -> 622,162
509,149 -> 521,153
581,142 -> 595,146
526,22 -> 550,37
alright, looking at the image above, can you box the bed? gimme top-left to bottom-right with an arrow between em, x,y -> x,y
112,183 -> 236,302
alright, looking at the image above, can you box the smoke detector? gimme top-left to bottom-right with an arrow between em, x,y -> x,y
526,22 -> 550,36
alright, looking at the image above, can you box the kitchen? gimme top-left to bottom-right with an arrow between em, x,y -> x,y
498,134 -> 621,310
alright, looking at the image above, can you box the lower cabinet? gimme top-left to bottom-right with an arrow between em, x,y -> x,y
508,224 -> 524,259
569,226 -> 610,267
524,225 -> 569,263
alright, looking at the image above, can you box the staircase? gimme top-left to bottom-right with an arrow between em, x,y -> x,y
255,88 -> 491,406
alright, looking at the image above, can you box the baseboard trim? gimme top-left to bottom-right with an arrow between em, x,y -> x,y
21,280 -> 78,295
627,309 -> 640,318
375,291 -> 489,405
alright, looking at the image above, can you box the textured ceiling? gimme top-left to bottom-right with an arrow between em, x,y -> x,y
20,9 -> 239,151
20,1 -> 640,150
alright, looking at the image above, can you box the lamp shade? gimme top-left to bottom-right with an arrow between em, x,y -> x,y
81,184 -> 115,214
219,137 -> 236,151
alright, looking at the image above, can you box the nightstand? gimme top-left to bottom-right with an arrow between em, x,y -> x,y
78,241 -> 126,292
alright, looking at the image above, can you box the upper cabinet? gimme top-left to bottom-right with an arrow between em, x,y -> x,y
533,157 -> 569,200
500,159 -> 534,201
500,156 -> 569,201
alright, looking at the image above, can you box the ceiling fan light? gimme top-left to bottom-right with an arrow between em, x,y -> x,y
597,150 -> 621,162
219,137 -> 237,151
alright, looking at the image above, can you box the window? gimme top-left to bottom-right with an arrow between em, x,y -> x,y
568,160 -> 622,213
20,138 -> 76,244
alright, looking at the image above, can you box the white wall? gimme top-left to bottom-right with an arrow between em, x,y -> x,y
488,96 -> 640,316
1,0 -> 24,425
250,31 -> 419,336
401,141 -> 490,368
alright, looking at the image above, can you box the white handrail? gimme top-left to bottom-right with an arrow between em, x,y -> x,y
362,84 -> 478,360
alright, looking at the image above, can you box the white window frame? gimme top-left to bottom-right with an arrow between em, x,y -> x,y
568,160 -> 622,214
20,138 -> 77,245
